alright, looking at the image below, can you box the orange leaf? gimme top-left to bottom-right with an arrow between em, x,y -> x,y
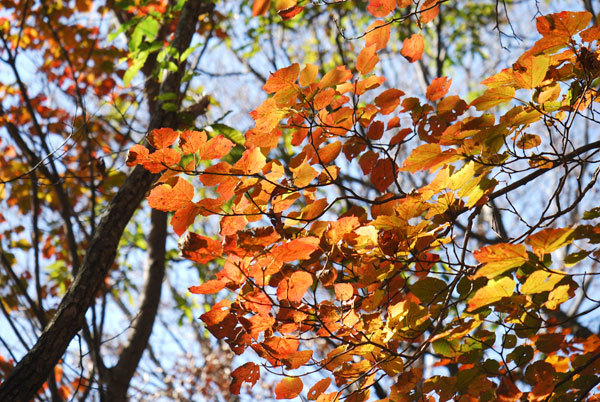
263,336 -> 300,359
334,283 -> 354,301
401,34 -> 424,63
263,63 -> 300,94
367,0 -> 395,18
318,66 -> 352,89
198,135 -> 234,160
283,350 -> 313,369
299,64 -> 318,86
375,88 -> 405,114
148,127 -> 179,149
147,178 -> 194,211
419,0 -> 440,23
400,144 -> 460,173
252,0 -> 270,16
230,362 -> 260,394
144,148 -> 181,173
250,97 -> 288,132
178,232 -> 223,264
189,279 -> 226,294
356,44 -> 379,75
307,378 -> 331,400
272,237 -> 320,263
467,276 -> 515,312
536,11 -> 591,38
473,243 -> 528,279
470,87 -> 515,111
179,130 -> 207,154
275,377 -> 303,399
526,227 -> 574,258
365,20 -> 390,51
126,144 -> 149,167
233,147 -> 266,175
277,271 -> 314,302
171,203 -> 201,235
512,54 -> 549,89
314,142 -> 342,164
426,76 -> 452,102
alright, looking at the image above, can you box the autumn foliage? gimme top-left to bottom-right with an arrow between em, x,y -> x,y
126,6 -> 600,401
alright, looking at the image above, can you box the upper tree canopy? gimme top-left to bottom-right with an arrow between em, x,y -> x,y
1,0 -> 600,401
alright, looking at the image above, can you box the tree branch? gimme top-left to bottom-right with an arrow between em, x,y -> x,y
0,1 -> 208,399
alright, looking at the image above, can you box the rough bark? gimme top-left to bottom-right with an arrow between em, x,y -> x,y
105,210 -> 167,401
0,1 -> 211,400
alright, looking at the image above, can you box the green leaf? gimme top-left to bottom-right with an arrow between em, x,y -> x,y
210,123 -> 245,146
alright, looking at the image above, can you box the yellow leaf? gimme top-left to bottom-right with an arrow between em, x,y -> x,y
467,277 -> 515,311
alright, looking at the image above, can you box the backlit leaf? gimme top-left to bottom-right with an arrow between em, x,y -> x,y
470,87 -> 515,111
401,34 -> 424,63
147,178 -> 194,212
230,362 -> 260,394
513,54 -> 549,89
263,63 -> 300,93
367,0 -> 395,18
526,227 -> 574,257
521,270 -> 563,295
467,276 -> 515,311
148,127 -> 179,149
334,283 -> 354,301
277,271 -> 314,302
375,88 -> 404,115
426,77 -> 452,102
198,135 -> 234,160
473,243 -> 528,279
275,377 -> 303,399
271,237 -> 320,263
307,378 -> 331,400
178,232 -> 223,264
171,203 -> 201,235
356,44 -> 379,75
252,0 -> 270,16
189,279 -> 226,294
318,66 -> 352,89
179,130 -> 207,154
365,20 -> 390,51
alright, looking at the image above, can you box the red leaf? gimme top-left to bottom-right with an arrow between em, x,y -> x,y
275,377 -> 303,399
189,279 -> 226,294
371,158 -> 397,192
147,177 -> 194,212
178,232 -> 223,264
356,44 -> 379,75
230,362 -> 260,394
278,5 -> 303,20
148,127 -> 179,149
271,237 -> 320,263
426,76 -> 452,102
367,0 -> 395,18
277,271 -> 313,302
263,63 -> 300,94
401,33 -> 424,63
252,0 -> 270,16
